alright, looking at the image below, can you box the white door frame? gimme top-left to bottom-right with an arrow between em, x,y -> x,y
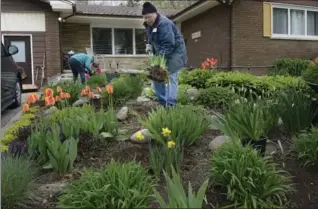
2,34 -> 34,85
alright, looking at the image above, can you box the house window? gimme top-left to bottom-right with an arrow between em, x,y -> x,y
272,4 -> 318,39
92,27 -> 147,55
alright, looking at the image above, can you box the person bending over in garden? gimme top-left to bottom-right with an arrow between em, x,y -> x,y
68,53 -> 99,84
142,1 -> 187,106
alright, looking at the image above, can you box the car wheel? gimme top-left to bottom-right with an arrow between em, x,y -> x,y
10,80 -> 22,108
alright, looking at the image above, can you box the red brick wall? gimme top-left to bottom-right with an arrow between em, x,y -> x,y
181,4 -> 231,68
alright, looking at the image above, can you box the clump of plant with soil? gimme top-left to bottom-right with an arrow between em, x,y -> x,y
58,160 -> 156,208
292,127 -> 318,167
147,54 -> 169,82
211,140 -> 294,209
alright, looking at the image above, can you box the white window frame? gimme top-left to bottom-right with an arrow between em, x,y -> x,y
90,25 -> 148,57
271,3 -> 318,41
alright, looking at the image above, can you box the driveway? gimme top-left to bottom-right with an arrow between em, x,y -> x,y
1,93 -> 28,130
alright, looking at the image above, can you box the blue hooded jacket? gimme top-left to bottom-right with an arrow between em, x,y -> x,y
144,14 -> 187,73
71,53 -> 93,73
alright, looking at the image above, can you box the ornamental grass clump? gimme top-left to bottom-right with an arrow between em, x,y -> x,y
211,140 -> 294,209
292,127 -> 318,167
147,54 -> 169,82
1,154 -> 36,208
140,105 -> 209,146
58,160 -> 156,208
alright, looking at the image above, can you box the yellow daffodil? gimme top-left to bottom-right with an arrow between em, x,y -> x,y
161,127 -> 171,137
136,131 -> 144,140
167,140 -> 176,148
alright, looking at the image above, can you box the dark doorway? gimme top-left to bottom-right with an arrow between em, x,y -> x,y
4,35 -> 32,84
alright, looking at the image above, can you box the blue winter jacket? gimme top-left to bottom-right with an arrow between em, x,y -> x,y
72,53 -> 93,73
144,14 -> 187,73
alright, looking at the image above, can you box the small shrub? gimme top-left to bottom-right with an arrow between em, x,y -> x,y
102,75 -> 144,106
58,160 -> 155,208
1,154 -> 36,208
196,87 -> 237,109
271,58 -> 310,76
211,140 -> 294,209
292,127 -> 318,167
178,69 -> 216,89
274,87 -> 317,135
140,105 -> 209,146
86,74 -> 107,88
302,64 -> 318,84
154,165 -> 209,208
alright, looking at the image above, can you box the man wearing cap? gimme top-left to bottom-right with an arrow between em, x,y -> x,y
68,53 -> 99,84
142,2 -> 187,107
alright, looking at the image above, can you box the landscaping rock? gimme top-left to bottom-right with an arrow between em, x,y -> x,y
187,88 -> 200,100
43,106 -> 58,116
72,98 -> 89,106
208,115 -> 219,130
93,93 -> 101,99
209,135 -> 231,151
100,132 -> 114,139
116,106 -> 129,120
265,142 -> 278,156
130,129 -> 151,144
136,96 -> 151,103
29,181 -> 67,205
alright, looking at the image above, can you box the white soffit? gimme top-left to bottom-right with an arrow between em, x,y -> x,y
173,0 -> 220,23
49,0 -> 73,12
1,12 -> 46,32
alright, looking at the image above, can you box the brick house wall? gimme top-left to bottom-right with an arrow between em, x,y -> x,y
181,4 -> 231,68
61,23 -> 149,71
2,0 -> 61,83
232,0 -> 318,75
180,0 -> 318,75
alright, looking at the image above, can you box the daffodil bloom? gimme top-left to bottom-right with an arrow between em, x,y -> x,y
136,131 -> 144,140
167,140 -> 176,148
161,127 -> 171,137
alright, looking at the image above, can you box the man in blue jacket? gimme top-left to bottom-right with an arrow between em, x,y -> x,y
142,2 -> 187,106
68,53 -> 98,84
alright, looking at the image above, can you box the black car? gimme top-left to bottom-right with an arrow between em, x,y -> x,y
1,42 -> 22,111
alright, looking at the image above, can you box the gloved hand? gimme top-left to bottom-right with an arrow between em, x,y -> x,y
145,44 -> 153,54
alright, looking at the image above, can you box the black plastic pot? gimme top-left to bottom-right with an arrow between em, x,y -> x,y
241,136 -> 267,157
306,81 -> 318,94
106,72 -> 120,83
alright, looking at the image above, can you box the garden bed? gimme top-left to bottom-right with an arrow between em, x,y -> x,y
3,69 -> 318,209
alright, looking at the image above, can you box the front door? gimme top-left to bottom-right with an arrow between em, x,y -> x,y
4,35 -> 32,84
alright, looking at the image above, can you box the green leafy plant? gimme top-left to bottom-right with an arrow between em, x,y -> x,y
46,124 -> 78,175
1,154 -> 36,208
270,58 -> 310,76
196,86 -> 237,109
58,160 -> 156,208
140,105 -> 209,146
211,98 -> 277,141
211,140 -> 294,209
86,74 -> 107,88
302,63 -> 318,84
154,165 -> 209,208
292,127 -> 318,167
274,87 -> 317,135
147,127 -> 183,177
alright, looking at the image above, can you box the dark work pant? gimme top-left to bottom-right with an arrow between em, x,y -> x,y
68,57 -> 86,84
